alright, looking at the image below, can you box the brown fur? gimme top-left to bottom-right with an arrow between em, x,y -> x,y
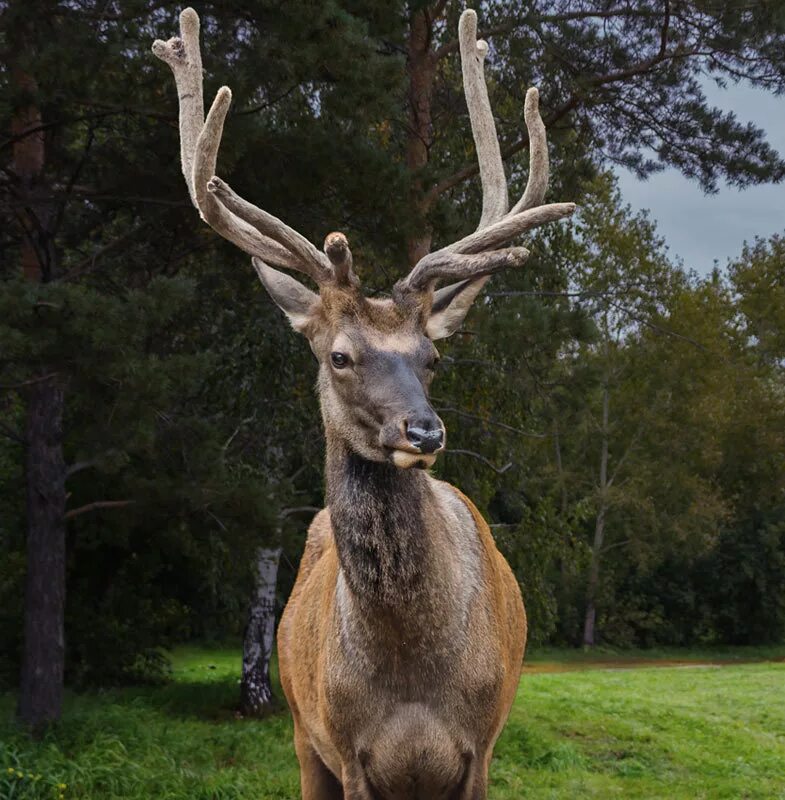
278,448 -> 526,799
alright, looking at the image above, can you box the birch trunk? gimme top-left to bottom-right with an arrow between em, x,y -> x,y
583,381 -> 609,648
240,546 -> 282,716
553,423 -> 571,614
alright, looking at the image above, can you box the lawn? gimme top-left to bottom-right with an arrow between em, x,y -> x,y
2,646 -> 784,799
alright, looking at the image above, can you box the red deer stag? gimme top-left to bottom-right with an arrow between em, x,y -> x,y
154,8 -> 574,798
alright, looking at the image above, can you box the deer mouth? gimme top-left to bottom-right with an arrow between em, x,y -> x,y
388,449 -> 438,470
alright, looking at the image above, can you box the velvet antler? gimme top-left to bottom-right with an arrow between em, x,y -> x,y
397,10 -> 575,295
153,8 -> 359,286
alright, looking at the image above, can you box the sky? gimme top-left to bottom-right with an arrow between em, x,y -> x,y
614,81 -> 785,277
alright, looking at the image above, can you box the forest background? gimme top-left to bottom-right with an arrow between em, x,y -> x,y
2,0 -> 785,729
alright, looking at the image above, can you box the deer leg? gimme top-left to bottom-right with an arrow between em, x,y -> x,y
293,725 -> 344,800
459,754 -> 489,800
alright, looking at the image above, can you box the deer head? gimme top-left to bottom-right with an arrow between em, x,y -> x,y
153,8 -> 575,471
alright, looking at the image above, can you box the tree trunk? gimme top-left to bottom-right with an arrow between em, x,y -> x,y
240,546 -> 282,717
18,378 -> 66,730
553,422 -> 573,619
12,45 -> 67,728
582,503 -> 606,648
583,381 -> 609,648
405,8 -> 438,266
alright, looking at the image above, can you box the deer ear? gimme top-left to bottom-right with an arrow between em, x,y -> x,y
253,258 -> 320,334
425,278 -> 487,340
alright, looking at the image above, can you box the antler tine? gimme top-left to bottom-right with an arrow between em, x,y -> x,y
446,202 -> 575,255
410,10 -> 513,304
151,8 -> 203,207
153,8 -> 331,282
460,9 -> 508,229
323,232 -> 359,287
402,247 -> 529,293
206,174 -> 330,283
510,88 -> 549,215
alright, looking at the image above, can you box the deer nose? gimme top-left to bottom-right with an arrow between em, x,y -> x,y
405,424 -> 444,454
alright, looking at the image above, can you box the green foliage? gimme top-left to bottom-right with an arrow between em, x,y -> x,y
3,0 -> 785,694
729,234 -> 785,367
707,510 -> 785,644
434,172 -> 785,648
494,498 -> 590,645
1,646 -> 784,799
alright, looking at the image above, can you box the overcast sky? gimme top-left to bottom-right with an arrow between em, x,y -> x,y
614,81 -> 785,277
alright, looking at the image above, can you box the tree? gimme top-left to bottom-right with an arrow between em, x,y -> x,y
5,0 -> 74,728
728,234 -> 785,370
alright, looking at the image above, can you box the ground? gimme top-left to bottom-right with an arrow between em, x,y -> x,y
1,646 -> 784,799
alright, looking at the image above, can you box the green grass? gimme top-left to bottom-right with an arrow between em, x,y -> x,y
2,646 -> 784,799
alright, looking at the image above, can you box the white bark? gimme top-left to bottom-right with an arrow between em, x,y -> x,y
241,545 -> 282,716
583,378 -> 610,648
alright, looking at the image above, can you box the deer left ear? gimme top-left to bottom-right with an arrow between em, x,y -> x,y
252,258 -> 320,334
425,278 -> 487,340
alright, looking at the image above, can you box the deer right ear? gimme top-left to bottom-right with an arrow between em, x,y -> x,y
425,278 -> 487,340
252,258 -> 320,334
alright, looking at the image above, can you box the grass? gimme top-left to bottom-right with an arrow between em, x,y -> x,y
1,645 -> 784,799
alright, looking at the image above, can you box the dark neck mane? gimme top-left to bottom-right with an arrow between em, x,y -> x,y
326,442 -> 431,606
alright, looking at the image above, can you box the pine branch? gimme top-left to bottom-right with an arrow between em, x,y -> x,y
435,8 -> 660,60
435,403 -> 547,438
0,421 -> 25,445
427,3 -> 693,207
65,460 -> 100,479
64,500 -> 134,521
445,448 -> 513,474
280,506 -> 321,518
0,372 -> 60,391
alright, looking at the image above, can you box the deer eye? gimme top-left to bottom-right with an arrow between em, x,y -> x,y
428,356 -> 440,372
330,352 -> 350,369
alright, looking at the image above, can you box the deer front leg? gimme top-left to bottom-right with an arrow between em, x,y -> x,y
459,752 -> 489,800
340,760 -> 376,800
293,724 -> 344,800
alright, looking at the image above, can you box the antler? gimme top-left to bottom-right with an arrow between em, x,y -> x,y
398,9 -> 575,294
153,8 -> 349,286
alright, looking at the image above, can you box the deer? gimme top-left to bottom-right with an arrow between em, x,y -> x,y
154,7 -> 574,799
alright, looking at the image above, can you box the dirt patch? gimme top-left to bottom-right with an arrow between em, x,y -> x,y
522,657 -> 785,674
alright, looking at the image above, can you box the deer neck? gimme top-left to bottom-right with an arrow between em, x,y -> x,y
325,438 -> 435,611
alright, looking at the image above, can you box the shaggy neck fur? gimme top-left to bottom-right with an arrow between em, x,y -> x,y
326,439 -> 432,608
